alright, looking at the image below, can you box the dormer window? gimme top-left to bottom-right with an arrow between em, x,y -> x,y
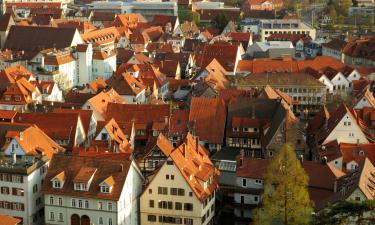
233,127 -> 239,132
73,167 -> 97,192
100,176 -> 115,194
15,96 -> 21,102
53,180 -> 61,188
101,186 -> 110,193
51,171 -> 65,189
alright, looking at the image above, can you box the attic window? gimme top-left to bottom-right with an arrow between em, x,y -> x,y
15,96 -> 21,102
4,96 -> 10,101
359,150 -> 365,156
53,180 -> 62,188
100,185 -> 111,193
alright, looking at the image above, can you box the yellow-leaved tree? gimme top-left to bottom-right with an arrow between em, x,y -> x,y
254,143 -> 313,225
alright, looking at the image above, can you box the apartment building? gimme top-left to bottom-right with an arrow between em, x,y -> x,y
42,154 -> 144,225
259,19 -> 316,41
237,72 -> 326,115
0,122 -> 64,225
140,133 -> 220,225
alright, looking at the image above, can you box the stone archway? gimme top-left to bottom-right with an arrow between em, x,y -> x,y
71,214 -> 80,225
81,215 -> 90,225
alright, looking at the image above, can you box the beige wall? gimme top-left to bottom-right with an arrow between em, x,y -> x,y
140,160 -> 215,225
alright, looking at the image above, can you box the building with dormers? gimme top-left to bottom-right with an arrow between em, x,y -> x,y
0,122 -> 64,225
140,133 -> 219,225
42,154 -> 144,225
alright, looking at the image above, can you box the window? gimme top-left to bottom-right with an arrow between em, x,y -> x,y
50,212 -> 55,221
49,197 -> 54,205
36,197 -> 41,206
109,218 -> 113,225
178,188 -> 185,196
14,96 -> 21,102
355,197 -> 361,201
98,202 -> 103,210
171,175 -> 174,180
149,189 -> 152,194
12,188 -> 24,196
255,179 -> 262,185
254,196 -> 259,202
149,200 -> 154,208
175,202 -> 182,210
108,202 -> 113,211
53,180 -> 61,188
158,187 -> 168,195
58,213 -> 63,222
58,197 -> 62,206
78,200 -> 83,208
85,200 -> 89,208
71,199 -> 76,207
242,178 -> 247,187
101,185 -> 110,193
99,217 -> 104,225
184,218 -> 193,225
189,192 -> 193,197
148,215 -> 157,222
33,184 -> 38,193
184,203 -> 193,211
166,175 -> 169,180
171,188 -> 177,195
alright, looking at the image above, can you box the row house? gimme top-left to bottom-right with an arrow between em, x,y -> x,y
42,154 -> 144,225
305,66 -> 362,95
307,104 -> 373,156
316,140 -> 375,172
140,133 -> 220,225
226,97 -> 307,158
0,122 -> 64,225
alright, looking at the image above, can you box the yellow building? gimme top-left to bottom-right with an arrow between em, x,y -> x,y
140,133 -> 220,225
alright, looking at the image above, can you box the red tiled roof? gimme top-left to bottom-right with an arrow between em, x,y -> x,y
189,97 -> 226,144
0,214 -> 22,225
169,133 -> 219,202
42,154 -> 133,200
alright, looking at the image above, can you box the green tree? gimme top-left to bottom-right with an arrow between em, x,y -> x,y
313,200 -> 375,225
213,13 -> 229,32
254,143 -> 313,225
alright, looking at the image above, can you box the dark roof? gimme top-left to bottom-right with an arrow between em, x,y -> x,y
0,14 -> 13,31
322,39 -> 348,51
4,26 -> 78,52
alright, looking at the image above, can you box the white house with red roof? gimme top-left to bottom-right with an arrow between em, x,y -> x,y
0,123 -> 64,225
42,154 -> 144,225
140,133 -> 219,225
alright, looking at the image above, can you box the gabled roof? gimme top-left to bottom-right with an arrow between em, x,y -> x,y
2,124 -> 64,159
169,133 -> 219,202
0,214 -> 22,225
156,133 -> 174,156
189,97 -> 226,144
86,89 -> 125,117
194,42 -> 239,72
322,38 -> 348,51
106,72 -> 146,96
357,158 -> 375,199
4,26 -> 79,52
342,36 -> 375,62
340,143 -> 375,166
42,154 -> 133,200
14,112 -> 82,149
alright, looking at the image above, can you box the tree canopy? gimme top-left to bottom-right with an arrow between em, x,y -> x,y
254,143 -> 313,225
313,200 -> 375,225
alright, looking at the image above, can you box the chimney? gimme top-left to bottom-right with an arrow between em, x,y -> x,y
12,144 -> 16,165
